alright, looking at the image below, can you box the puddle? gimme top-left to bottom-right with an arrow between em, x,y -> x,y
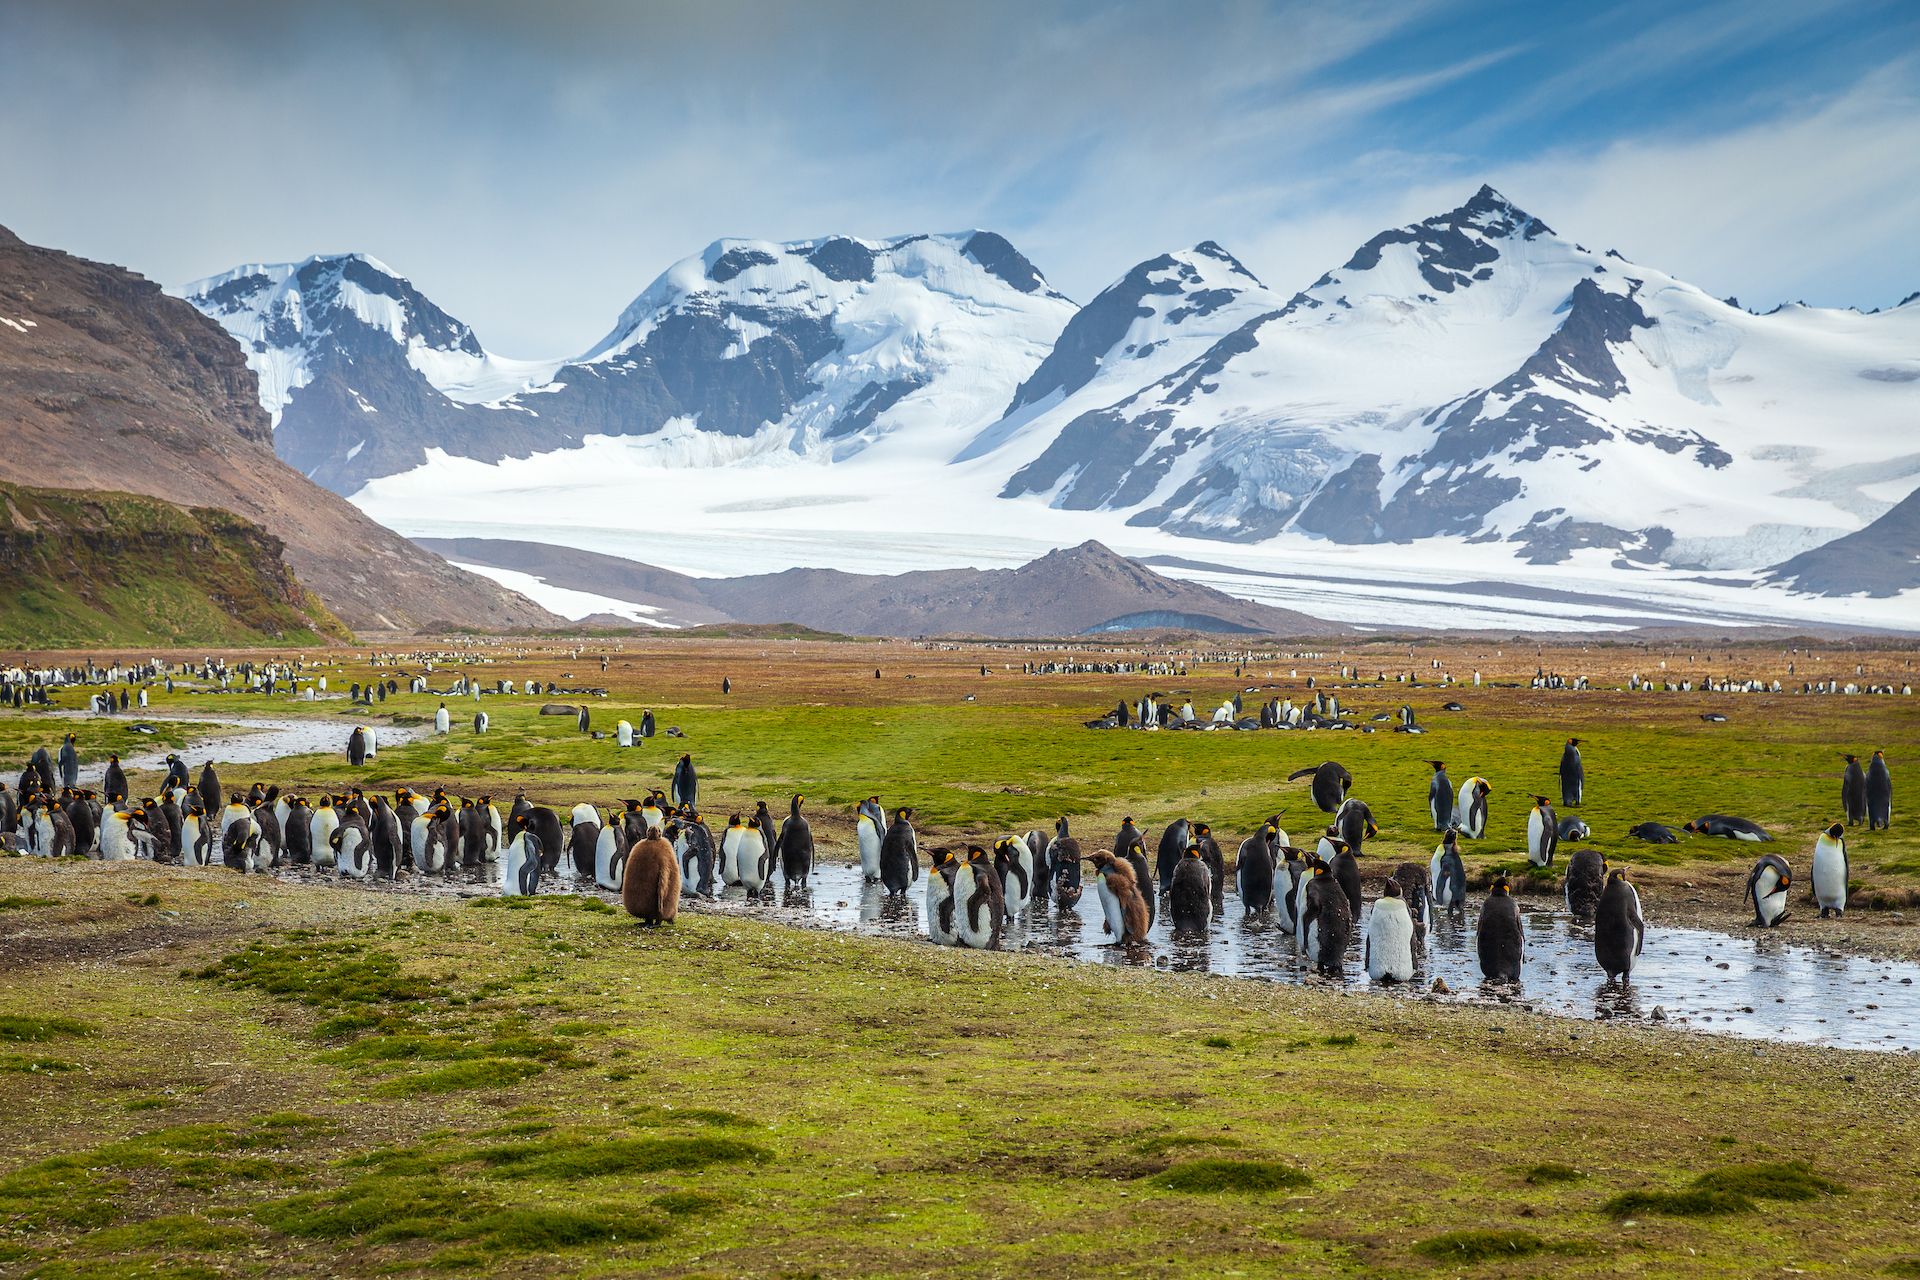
45,712 -> 426,785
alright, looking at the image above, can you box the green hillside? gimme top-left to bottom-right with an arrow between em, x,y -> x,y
0,481 -> 350,647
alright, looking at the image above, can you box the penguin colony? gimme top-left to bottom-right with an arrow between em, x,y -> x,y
8,722 -> 1894,1000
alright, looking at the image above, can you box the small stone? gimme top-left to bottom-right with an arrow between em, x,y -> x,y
1651,1006 -> 1667,1021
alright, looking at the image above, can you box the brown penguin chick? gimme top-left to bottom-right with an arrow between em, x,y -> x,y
622,832 -> 682,925
1086,851 -> 1151,945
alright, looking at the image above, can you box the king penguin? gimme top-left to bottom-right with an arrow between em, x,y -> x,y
856,804 -> 884,882
1812,821 -> 1849,918
880,808 -> 919,897
1476,874 -> 1524,981
1364,878 -> 1416,983
1866,751 -> 1892,830
1841,754 -> 1868,825
925,848 -> 960,945
1427,761 -> 1453,831
1168,844 -> 1212,934
1559,738 -> 1584,807
1563,846 -> 1606,922
1744,853 -> 1791,927
1288,760 -> 1354,813
1088,851 -> 1150,945
1457,777 -> 1491,839
1525,794 -> 1558,867
1593,870 -> 1645,982
993,835 -> 1035,915
1300,865 -> 1353,978
952,846 -> 1006,950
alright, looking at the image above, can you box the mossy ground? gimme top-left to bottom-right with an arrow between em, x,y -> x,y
0,635 -> 1917,1274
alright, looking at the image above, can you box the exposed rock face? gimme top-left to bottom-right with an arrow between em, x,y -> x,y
417,537 -> 1348,638
1765,485 -> 1920,597
0,225 -> 560,632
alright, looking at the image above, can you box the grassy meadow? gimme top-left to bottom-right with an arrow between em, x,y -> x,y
2,634 -> 1917,1276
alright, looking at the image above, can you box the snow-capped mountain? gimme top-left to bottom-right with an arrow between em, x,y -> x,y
185,232 -> 1073,494
986,187 -> 1920,565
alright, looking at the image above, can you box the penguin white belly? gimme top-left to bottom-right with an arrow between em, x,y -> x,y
1271,864 -> 1296,932
1365,900 -> 1416,982
364,728 -> 376,758
594,827 -> 624,892
311,810 -> 339,868
485,808 -> 502,858
953,865 -> 992,947
1096,877 -> 1125,938
434,708 -> 450,734
719,829 -> 743,885
1001,847 -> 1033,914
99,818 -> 134,862
1812,840 -> 1847,912
337,827 -> 370,879
410,816 -> 434,871
1428,849 -> 1449,905
248,819 -> 272,872
1456,783 -> 1480,837
857,821 -> 882,881
179,815 -> 205,865
1730,829 -> 1763,842
1315,836 -> 1339,861
1754,867 -> 1789,926
616,720 -> 633,747
737,833 -> 768,891
1292,881 -> 1314,952
273,798 -> 291,836
501,834 -> 536,896
1526,811 -> 1550,866
927,873 -> 957,945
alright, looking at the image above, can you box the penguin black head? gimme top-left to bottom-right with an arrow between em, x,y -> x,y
1606,868 -> 1629,885
1326,838 -> 1350,856
966,845 -> 989,863
1184,844 -> 1203,859
1567,738 -> 1582,747
1531,794 -> 1549,807
1841,753 -> 1857,763
1428,760 -> 1445,771
1489,873 -> 1511,896
1825,821 -> 1845,838
1194,822 -> 1211,838
1381,877 -> 1403,897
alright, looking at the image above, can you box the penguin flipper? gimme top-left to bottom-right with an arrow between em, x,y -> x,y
1286,767 -> 1317,782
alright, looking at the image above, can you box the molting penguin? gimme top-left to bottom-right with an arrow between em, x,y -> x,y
879,808 -> 919,897
1288,760 -> 1353,813
993,835 -> 1035,915
1593,870 -> 1645,982
1525,795 -> 1558,868
1426,761 -> 1453,831
1050,820 -> 1083,908
1812,822 -> 1849,918
622,831 -> 681,925
775,794 -> 814,887
1682,814 -> 1771,842
1559,738 -> 1584,807
1476,874 -> 1524,981
1866,750 -> 1892,830
1841,754 -> 1868,826
953,846 -> 1006,950
1087,851 -> 1150,946
1390,862 -> 1431,945
1300,865 -> 1353,978
1364,878 -> 1416,983
925,848 -> 960,945
1563,847 -> 1607,922
1121,840 -> 1155,927
1168,845 -> 1212,935
1744,853 -> 1792,928
1456,777 -> 1491,839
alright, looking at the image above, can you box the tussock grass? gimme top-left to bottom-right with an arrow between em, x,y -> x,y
1413,1228 -> 1546,1261
0,1015 -> 95,1043
1605,1161 -> 1845,1218
1148,1158 -> 1310,1193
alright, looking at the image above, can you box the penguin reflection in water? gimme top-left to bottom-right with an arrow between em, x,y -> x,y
1085,851 -> 1150,946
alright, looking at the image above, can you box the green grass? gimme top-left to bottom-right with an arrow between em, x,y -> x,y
1148,1158 -> 1311,1193
1413,1228 -> 1546,1261
0,896 -> 56,911
0,1015 -> 95,1043
1604,1161 -> 1847,1218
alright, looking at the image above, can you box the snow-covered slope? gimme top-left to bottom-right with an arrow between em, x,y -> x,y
988,187 -> 1920,564
185,232 -> 1074,494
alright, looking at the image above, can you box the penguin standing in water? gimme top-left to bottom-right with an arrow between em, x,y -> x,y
676,815 -> 716,897
1426,761 -> 1453,831
718,814 -> 746,886
1457,777 -> 1491,839
1812,822 -> 1849,918
736,817 -> 773,895
103,754 -> 126,804
347,727 -> 367,766
1121,840 -> 1156,928
1275,846 -> 1304,934
1025,828 -> 1051,890
879,808 -> 919,897
58,734 -> 79,790
1087,851 -> 1150,946
1364,878 -> 1416,983
671,754 -> 698,809
855,804 -> 885,882
1525,795 -> 1558,868
568,806 -> 601,880
1564,847 -> 1607,922
501,813 -> 544,896
776,794 -> 813,888
1390,862 -> 1431,946
1288,761 -> 1353,813
1866,751 -> 1892,830
1324,836 -> 1361,921
595,815 -> 631,892
1300,864 -> 1352,978
1236,824 -> 1277,917
1050,820 -> 1084,908
1169,845 -> 1212,935
622,831 -> 681,925
993,836 -> 1035,915
1154,818 -> 1191,895
1559,738 -> 1584,807
953,846 -> 1006,950
1744,853 -> 1792,927
1841,754 -> 1868,826
1192,822 -> 1225,915
1476,875 -> 1524,981
1593,870 -> 1644,982
925,849 -> 960,945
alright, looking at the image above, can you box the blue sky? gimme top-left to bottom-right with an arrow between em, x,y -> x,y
3,0 -> 1915,355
